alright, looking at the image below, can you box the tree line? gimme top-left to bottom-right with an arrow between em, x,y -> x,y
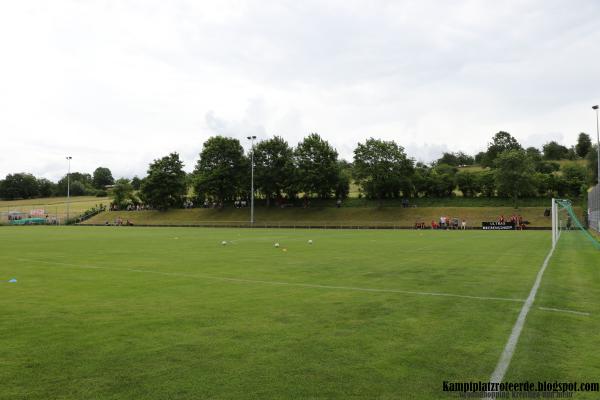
0,131 -> 598,209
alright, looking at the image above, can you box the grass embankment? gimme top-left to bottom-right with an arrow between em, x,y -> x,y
84,206 -> 563,227
271,197 -> 567,208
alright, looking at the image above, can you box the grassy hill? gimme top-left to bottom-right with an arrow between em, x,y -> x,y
83,206 -> 561,228
0,196 -> 109,220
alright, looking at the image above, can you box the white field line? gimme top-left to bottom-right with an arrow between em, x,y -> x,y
15,258 -> 526,304
538,307 -> 590,316
486,245 -> 556,390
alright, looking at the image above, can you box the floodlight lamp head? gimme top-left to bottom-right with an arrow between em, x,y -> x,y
593,105 -> 599,110
66,156 -> 72,160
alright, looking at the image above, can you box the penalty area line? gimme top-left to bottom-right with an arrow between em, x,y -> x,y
15,258 -> 525,304
486,244 -> 556,391
538,306 -> 590,316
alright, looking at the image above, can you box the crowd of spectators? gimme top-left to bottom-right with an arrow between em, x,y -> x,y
427,216 -> 466,230
414,214 -> 530,230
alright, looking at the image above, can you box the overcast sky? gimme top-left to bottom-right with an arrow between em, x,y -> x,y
1,0 -> 599,180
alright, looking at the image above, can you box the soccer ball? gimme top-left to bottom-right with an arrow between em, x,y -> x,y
221,240 -> 227,245
308,240 -> 313,244
274,243 -> 280,248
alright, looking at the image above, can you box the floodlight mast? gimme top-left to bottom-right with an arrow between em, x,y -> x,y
593,105 -> 600,185
593,106 -> 600,233
247,136 -> 257,225
66,156 -> 72,223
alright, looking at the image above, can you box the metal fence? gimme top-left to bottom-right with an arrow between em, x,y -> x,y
589,184 -> 600,233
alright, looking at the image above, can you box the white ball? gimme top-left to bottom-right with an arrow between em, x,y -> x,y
308,240 -> 313,244
221,240 -> 227,245
274,243 -> 280,248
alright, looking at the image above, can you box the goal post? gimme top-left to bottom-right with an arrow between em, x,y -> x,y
552,198 -> 557,248
552,198 -> 600,250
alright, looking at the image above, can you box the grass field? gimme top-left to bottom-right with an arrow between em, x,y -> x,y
85,206 -> 562,228
1,226 -> 599,399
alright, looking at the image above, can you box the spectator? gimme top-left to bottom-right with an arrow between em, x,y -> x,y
517,215 -> 523,230
461,219 -> 466,230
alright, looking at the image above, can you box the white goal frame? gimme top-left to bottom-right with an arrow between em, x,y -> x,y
551,198 -> 559,249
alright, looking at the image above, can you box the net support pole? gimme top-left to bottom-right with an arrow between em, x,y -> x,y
552,198 -> 557,249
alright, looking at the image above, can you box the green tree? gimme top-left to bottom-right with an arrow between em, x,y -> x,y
576,133 -> 592,158
353,138 -> 413,203
426,164 -> 457,197
561,164 -> 587,197
92,167 -> 114,189
455,170 -> 481,197
69,181 -> 87,196
253,136 -> 295,206
37,178 -> 56,197
0,173 -> 39,200
532,172 -> 553,197
477,170 -> 496,197
436,152 -> 460,166
131,176 -> 142,190
193,136 -> 248,203
474,151 -> 487,165
140,152 -> 187,210
456,152 -> 475,166
525,146 -> 542,163
483,131 -> 522,167
335,164 -> 351,200
112,178 -> 135,208
294,133 -> 340,199
436,152 -> 474,167
411,164 -> 430,197
494,149 -> 535,206
57,172 -> 93,195
542,141 -> 569,160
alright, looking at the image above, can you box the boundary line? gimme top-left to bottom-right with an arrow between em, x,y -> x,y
487,244 -> 556,387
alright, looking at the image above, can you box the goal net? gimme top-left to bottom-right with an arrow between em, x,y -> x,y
552,198 -> 600,250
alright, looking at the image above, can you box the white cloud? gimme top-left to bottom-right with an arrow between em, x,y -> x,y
1,0 -> 599,180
